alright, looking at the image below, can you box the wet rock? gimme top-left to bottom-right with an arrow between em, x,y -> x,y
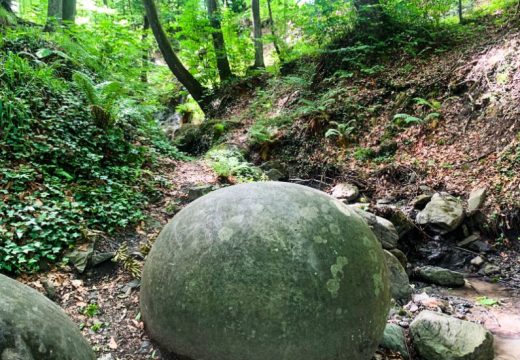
384,250 -> 412,302
410,310 -> 494,360
348,206 -> 399,250
470,256 -> 485,267
412,194 -> 432,209
380,323 -> 410,359
467,187 -> 487,215
0,274 -> 95,360
187,184 -> 215,202
416,193 -> 465,234
141,182 -> 390,360
416,266 -> 465,287
330,182 -> 359,203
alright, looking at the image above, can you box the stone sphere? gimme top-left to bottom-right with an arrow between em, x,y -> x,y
0,274 -> 95,360
141,182 -> 390,360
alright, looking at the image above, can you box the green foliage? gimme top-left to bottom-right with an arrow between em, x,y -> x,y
476,296 -> 500,307
83,303 -> 101,317
0,28 -> 180,274
353,147 -> 376,162
206,146 -> 266,182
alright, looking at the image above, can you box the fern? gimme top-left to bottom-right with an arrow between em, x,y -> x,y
72,71 -> 99,106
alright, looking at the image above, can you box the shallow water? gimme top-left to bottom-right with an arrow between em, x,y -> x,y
447,279 -> 520,360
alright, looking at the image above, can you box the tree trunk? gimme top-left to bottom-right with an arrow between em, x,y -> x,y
141,15 -> 150,83
142,0 -> 209,111
206,0 -> 233,81
458,0 -> 464,23
251,0 -> 264,68
266,0 -> 282,61
0,0 -> 13,12
62,0 -> 76,23
44,0 -> 63,31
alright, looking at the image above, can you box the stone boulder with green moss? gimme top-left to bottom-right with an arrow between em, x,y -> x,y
0,274 -> 95,360
141,182 -> 391,360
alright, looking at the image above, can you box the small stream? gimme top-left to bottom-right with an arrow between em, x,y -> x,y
446,279 -> 520,360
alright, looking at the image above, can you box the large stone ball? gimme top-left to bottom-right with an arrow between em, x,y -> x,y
141,182 -> 390,360
0,274 -> 95,360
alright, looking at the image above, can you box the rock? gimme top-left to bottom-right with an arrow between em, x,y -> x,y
348,206 -> 399,250
412,194 -> 432,209
384,250 -> 412,302
381,323 -> 409,355
331,182 -> 359,202
0,274 -> 95,360
186,184 -> 215,201
416,266 -> 465,287
66,243 -> 95,273
470,256 -> 484,267
457,233 -> 480,248
381,323 -> 410,359
416,193 -> 465,234
410,310 -> 494,360
481,264 -> 500,276
90,251 -> 115,267
470,240 -> 492,253
41,278 -> 57,300
141,182 -> 390,360
467,187 -> 486,214
260,160 -> 288,180
374,206 -> 415,239
389,248 -> 408,268
264,168 -> 284,181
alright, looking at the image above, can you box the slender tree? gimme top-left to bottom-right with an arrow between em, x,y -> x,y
141,15 -> 150,83
458,0 -> 464,23
251,0 -> 264,68
266,0 -> 282,61
206,0 -> 233,81
142,0 -> 210,111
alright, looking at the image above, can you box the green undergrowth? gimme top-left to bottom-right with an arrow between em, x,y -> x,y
206,146 -> 266,183
0,27 -> 181,273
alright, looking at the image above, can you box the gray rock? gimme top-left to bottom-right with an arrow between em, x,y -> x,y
91,251 -> 115,267
470,240 -> 492,253
384,251 -> 412,302
410,310 -> 494,360
264,168 -> 284,181
0,274 -> 95,360
66,243 -> 95,273
481,264 -> 500,276
457,234 -> 480,247
467,187 -> 486,214
416,266 -> 465,287
348,206 -> 399,250
470,256 -> 484,267
381,323 -> 410,359
141,182 -> 390,360
412,194 -> 432,209
331,182 -> 359,202
187,184 -> 215,201
416,193 -> 465,234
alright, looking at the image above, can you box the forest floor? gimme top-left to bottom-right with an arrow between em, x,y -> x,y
15,10 -> 520,360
